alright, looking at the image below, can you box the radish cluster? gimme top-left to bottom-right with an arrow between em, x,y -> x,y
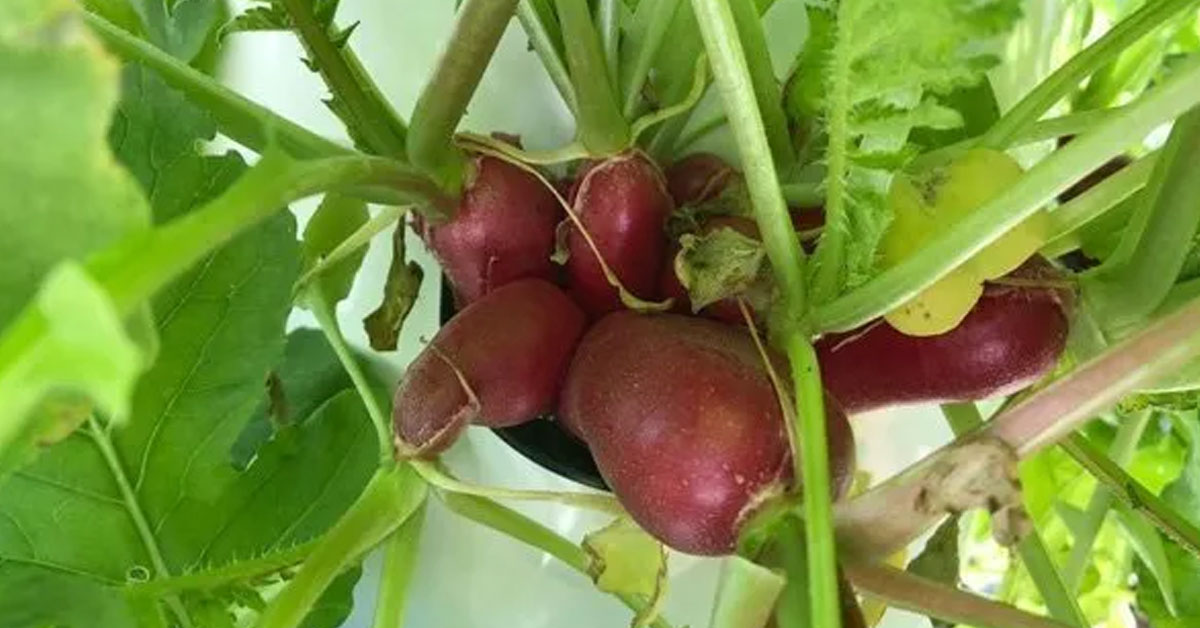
391,150 -> 1072,555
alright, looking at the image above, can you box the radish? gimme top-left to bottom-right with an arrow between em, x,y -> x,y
421,154 -> 561,306
816,259 -> 1072,414
565,152 -> 674,316
393,279 -> 586,456
664,152 -> 738,207
559,311 -> 856,555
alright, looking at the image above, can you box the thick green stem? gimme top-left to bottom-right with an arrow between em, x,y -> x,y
727,0 -> 795,172
645,3 -> 706,160
279,0 -> 408,157
597,0 -> 620,89
438,492 -> 675,628
1062,434 -> 1200,561
517,0 -> 576,112
83,12 -> 345,159
370,503 -> 426,628
1061,411 -> 1151,590
1082,107 -> 1200,330
254,466 -> 427,628
814,55 -> 1200,333
981,0 -> 1200,148
620,0 -> 683,117
939,405 -> 1087,628
691,1 -> 835,625
556,0 -> 631,154
407,0 -> 520,192
305,284 -> 393,464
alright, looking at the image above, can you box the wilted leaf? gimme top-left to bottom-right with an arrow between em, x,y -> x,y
583,518 -> 668,627
363,225 -> 424,351
676,227 -> 767,311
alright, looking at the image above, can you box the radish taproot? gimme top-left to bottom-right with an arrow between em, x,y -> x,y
816,259 -> 1072,414
565,152 -> 674,316
665,152 -> 738,207
421,154 -> 560,306
393,279 -> 585,457
559,312 -> 855,555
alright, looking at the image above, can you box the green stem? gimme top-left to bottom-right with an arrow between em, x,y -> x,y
772,516 -> 808,628
87,418 -> 193,628
254,466 -> 427,628
279,0 -> 408,157
939,405 -> 1087,628
1082,107 -> 1200,330
814,55 -> 1200,333
516,0 -> 576,113
370,503 -> 426,628
675,112 -> 728,153
130,541 -> 317,596
1041,152 -> 1157,258
1061,410 -> 1152,590
408,459 -> 622,513
556,0 -> 631,154
1061,434 -> 1200,561
781,182 -> 823,208
727,0 -> 794,173
645,4 -> 706,161
83,12 -> 345,159
844,562 -> 1074,628
981,0 -> 1200,148
620,0 -> 683,117
305,284 -> 393,464
90,152 -> 451,315
438,492 -> 675,628
711,555 -> 787,628
597,0 -> 620,90
691,1 -> 835,625
808,0 -> 853,304
407,0 -> 520,192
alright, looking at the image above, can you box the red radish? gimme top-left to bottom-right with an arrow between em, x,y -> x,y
816,259 -> 1072,414
565,152 -> 674,316
665,152 -> 738,206
559,312 -> 855,555
421,154 -> 560,306
393,279 -> 586,457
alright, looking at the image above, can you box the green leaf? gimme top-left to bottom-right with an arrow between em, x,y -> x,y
0,564 -> 139,628
363,226 -> 424,352
230,329 -> 353,469
297,565 -> 361,628
676,227 -> 767,312
0,0 -> 150,329
301,194 -> 370,307
909,79 -> 1002,149
225,3 -> 290,35
583,517 -> 668,628
1115,502 -> 1178,616
708,555 -> 785,628
128,0 -> 221,62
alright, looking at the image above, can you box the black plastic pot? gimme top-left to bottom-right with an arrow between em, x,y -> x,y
438,284 -> 609,490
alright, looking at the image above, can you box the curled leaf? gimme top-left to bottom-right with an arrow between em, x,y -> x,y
676,227 -> 768,312
363,224 -> 424,351
583,518 -> 669,628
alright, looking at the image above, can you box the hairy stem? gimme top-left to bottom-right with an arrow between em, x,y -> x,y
808,0 -> 853,304
279,0 -> 408,157
438,492 -> 675,628
555,0 -> 631,154
407,0 -> 520,192
130,541 -> 317,596
83,12 -> 345,159
254,467 -> 427,628
814,55 -> 1200,333
1061,410 -> 1152,590
981,0 -> 1200,148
